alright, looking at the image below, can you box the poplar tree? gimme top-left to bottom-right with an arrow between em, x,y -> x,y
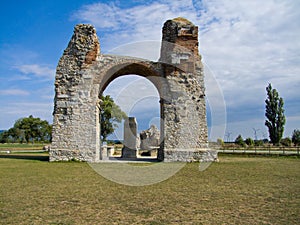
265,83 -> 285,145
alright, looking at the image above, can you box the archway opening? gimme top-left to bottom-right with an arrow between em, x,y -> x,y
100,74 -> 161,160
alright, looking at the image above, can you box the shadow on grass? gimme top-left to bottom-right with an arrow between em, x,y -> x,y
108,156 -> 160,162
0,154 -> 49,161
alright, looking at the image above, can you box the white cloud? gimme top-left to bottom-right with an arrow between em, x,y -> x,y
15,64 -> 55,79
71,0 -> 300,140
72,2 -> 122,29
1,74 -> 31,81
224,114 -> 300,140
0,102 -> 53,129
0,89 -> 30,96
72,0 -> 300,89
72,0 -> 198,50
199,0 -> 300,102
104,75 -> 159,115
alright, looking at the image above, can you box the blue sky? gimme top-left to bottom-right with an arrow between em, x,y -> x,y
0,0 -> 299,141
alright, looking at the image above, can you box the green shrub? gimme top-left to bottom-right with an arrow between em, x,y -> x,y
245,138 -> 254,146
235,135 -> 246,147
254,140 -> 264,146
292,129 -> 300,146
280,137 -> 292,147
217,138 -> 224,146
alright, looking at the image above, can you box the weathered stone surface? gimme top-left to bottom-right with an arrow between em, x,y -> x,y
50,17 -> 217,162
164,149 -> 218,162
122,117 -> 138,158
140,125 -> 160,150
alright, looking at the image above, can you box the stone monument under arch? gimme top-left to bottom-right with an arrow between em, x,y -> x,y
50,17 -> 217,162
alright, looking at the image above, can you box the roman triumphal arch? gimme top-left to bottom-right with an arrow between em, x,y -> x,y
50,17 -> 217,162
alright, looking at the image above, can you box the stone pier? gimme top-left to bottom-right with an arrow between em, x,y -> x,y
121,117 -> 138,159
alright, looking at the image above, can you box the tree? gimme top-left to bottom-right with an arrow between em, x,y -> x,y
13,115 -> 52,143
265,83 -> 286,145
99,95 -> 127,141
7,127 -> 25,143
0,127 -> 23,143
245,137 -> 254,146
217,138 -> 224,147
235,134 -> 245,147
292,129 -> 300,146
254,139 -> 264,147
280,137 -> 292,147
0,116 -> 51,143
0,131 -> 9,143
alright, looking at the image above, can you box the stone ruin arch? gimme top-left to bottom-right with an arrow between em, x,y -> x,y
50,17 -> 217,162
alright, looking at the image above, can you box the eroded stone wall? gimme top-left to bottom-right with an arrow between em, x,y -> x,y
50,24 -> 101,162
159,18 -> 210,161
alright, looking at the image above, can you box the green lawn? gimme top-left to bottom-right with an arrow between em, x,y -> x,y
0,154 -> 299,224
0,143 -> 45,151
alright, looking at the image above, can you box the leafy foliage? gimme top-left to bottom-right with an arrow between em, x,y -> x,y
254,140 -> 264,146
265,83 -> 286,145
280,137 -> 292,147
235,134 -> 246,147
0,115 -> 52,143
245,137 -> 254,146
217,138 -> 224,146
99,95 -> 127,141
292,129 -> 300,146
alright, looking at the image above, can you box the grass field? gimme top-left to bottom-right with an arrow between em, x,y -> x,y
0,143 -> 45,151
0,154 -> 299,224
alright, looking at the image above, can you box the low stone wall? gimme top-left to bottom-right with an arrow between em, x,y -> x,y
164,149 -> 218,162
101,145 -> 115,160
49,149 -> 96,162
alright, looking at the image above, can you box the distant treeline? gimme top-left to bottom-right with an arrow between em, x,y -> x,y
218,131 -> 300,147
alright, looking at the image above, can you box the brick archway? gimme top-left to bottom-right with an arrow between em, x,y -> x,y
50,18 -> 217,162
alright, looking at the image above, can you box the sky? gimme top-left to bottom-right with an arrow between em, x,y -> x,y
0,0 -> 299,141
